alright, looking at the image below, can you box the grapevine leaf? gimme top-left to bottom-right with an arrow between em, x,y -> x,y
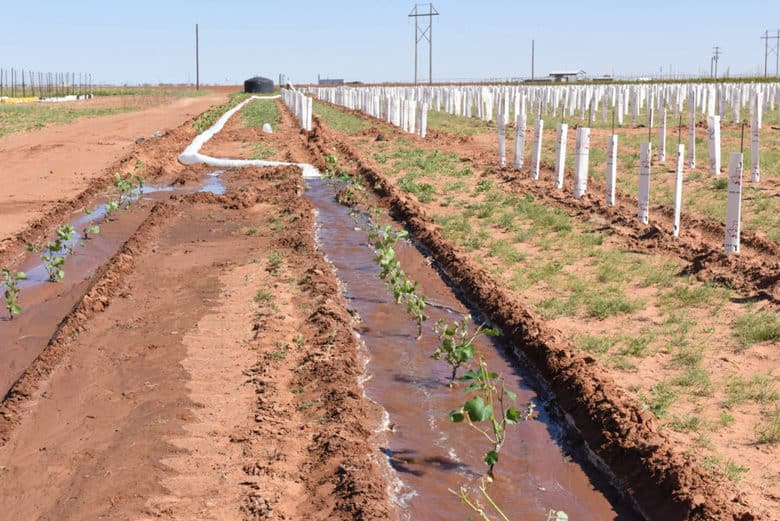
484,450 -> 499,466
458,369 -> 481,382
505,389 -> 517,402
505,406 -> 523,424
464,397 -> 492,422
448,409 -> 465,423
453,344 -> 474,363
464,382 -> 482,393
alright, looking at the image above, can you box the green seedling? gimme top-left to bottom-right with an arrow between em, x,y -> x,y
55,224 -> 77,254
113,172 -> 136,208
30,224 -> 77,282
433,314 -> 499,384
2,269 -> 27,319
104,199 -> 120,222
448,354 -> 534,478
82,208 -> 101,240
82,224 -> 100,240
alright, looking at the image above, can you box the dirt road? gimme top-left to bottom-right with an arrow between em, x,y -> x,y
0,89 -> 231,240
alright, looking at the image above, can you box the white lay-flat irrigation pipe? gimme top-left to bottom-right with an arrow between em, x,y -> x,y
178,95 -> 321,179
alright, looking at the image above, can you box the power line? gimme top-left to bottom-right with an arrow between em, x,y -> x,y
761,30 -> 780,77
711,46 -> 722,78
409,3 -> 439,85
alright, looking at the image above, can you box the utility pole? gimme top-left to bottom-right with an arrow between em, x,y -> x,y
531,39 -> 535,80
711,46 -> 721,79
761,30 -> 780,77
195,24 -> 200,90
409,3 -> 439,84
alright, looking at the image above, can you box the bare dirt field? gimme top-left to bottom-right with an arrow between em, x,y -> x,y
0,97 -> 389,520
0,87 -> 233,239
0,91 -> 775,521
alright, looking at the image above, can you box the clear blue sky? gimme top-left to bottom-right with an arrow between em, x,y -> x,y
2,1 -> 779,85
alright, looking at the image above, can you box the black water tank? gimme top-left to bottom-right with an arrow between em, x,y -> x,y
244,76 -> 274,93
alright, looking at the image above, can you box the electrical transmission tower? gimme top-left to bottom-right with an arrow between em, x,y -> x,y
761,30 -> 780,77
710,46 -> 722,78
409,3 -> 439,85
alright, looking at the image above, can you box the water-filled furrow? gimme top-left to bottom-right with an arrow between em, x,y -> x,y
305,177 -> 638,521
0,172 -> 226,396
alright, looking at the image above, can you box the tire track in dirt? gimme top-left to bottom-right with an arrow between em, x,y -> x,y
303,116 -> 764,521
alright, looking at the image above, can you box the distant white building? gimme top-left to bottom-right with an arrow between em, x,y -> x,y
548,70 -> 586,82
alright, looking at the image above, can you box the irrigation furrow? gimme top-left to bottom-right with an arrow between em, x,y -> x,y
303,114 -> 762,521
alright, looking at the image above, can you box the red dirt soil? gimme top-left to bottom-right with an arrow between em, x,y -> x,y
0,167 -> 390,520
0,88 -> 232,239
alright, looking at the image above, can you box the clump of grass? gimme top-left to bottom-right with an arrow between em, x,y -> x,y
537,295 -> 580,320
475,179 -> 493,193
619,331 -> 655,357
712,177 -> 729,190
757,407 -> 780,444
668,414 -> 705,432
487,239 -> 525,264
270,342 -> 289,361
661,282 -> 726,308
735,310 -> 780,347
585,290 -> 642,319
576,334 -> 618,355
648,383 -> 677,418
267,251 -> 283,272
398,174 -> 436,202
637,261 -> 679,288
725,373 -> 779,406
719,410 -> 736,427
673,367 -> 713,397
254,290 -> 273,303
672,344 -> 704,367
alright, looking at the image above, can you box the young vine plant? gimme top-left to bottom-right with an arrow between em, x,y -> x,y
356,200 -> 564,519
367,223 -> 428,338
28,224 -> 77,282
2,269 -> 27,319
81,207 -> 100,241
434,314 -> 498,384
448,353 -> 536,478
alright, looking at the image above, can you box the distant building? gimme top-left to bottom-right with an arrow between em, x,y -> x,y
548,70 -> 586,82
318,78 -> 344,86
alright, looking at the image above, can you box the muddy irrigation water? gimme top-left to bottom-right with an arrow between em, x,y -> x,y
306,177 -> 638,520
